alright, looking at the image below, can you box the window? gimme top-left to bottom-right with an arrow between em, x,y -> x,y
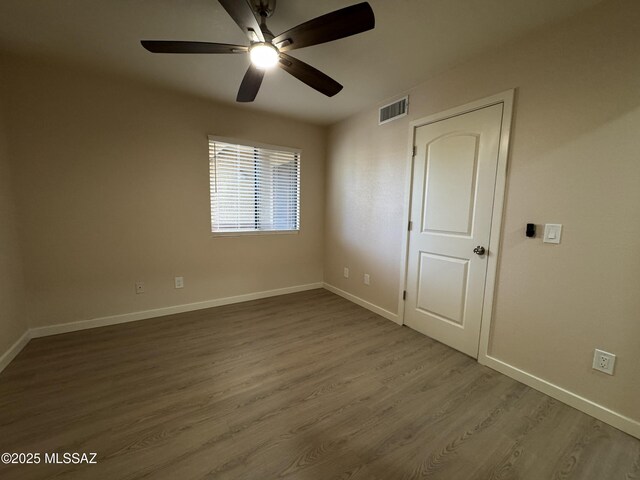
209,137 -> 300,234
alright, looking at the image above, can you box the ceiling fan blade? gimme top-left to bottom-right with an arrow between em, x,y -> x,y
237,64 -> 265,102
278,53 -> 343,97
218,0 -> 265,43
141,41 -> 248,54
273,2 -> 374,52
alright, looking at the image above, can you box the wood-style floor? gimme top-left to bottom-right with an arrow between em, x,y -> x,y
0,289 -> 638,479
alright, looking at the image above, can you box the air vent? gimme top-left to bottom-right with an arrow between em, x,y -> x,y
379,96 -> 408,125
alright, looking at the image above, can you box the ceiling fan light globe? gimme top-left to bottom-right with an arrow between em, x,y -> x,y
250,43 -> 279,69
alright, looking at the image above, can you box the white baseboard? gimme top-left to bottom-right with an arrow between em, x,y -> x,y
0,329 -> 31,374
4,282 -> 638,440
30,282 -> 324,338
323,284 -> 640,439
480,353 -> 640,439
2,283 -> 322,374
322,283 -> 639,438
323,283 -> 401,325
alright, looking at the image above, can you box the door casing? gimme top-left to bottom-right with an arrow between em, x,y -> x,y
397,89 -> 515,360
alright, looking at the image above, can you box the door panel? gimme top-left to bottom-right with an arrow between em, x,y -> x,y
416,253 -> 468,326
405,103 -> 503,358
423,134 -> 479,236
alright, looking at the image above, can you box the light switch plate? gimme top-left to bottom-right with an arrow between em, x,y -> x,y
543,224 -> 562,244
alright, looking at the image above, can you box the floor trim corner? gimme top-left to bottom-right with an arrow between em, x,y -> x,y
0,329 -> 31,374
323,283 -> 401,325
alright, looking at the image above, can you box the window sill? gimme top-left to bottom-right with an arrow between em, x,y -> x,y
211,230 -> 300,238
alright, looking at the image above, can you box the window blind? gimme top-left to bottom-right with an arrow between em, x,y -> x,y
209,138 -> 300,233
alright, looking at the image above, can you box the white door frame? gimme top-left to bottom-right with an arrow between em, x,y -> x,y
396,89 -> 515,359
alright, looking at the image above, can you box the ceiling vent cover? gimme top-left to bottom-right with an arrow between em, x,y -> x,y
379,96 -> 408,125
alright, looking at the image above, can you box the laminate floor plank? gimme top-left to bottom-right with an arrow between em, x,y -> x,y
0,289 -> 637,479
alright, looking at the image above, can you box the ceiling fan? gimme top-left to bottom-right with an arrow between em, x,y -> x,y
141,0 -> 375,102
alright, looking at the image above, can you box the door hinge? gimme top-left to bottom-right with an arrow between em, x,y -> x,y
403,290 -> 406,300
412,145 -> 417,157
408,221 -> 413,231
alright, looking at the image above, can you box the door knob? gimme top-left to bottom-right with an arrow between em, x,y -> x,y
473,246 -> 486,256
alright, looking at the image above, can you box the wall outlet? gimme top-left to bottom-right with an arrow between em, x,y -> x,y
174,276 -> 184,289
364,273 -> 370,285
343,267 -> 349,279
135,281 -> 145,294
592,349 -> 616,375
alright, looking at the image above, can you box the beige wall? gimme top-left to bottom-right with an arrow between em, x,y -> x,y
325,0 -> 640,421
1,0 -> 638,432
1,54 -> 326,329
0,97 -> 29,354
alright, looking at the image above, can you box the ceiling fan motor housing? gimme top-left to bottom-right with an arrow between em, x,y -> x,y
253,0 -> 277,18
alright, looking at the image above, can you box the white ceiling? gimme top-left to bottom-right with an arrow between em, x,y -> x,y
0,0 -> 602,125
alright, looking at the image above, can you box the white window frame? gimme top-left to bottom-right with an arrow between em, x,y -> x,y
208,136 -> 301,237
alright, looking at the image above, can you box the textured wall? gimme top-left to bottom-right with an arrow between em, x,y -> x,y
0,98 -> 28,354
1,54 -> 326,329
325,0 -> 640,421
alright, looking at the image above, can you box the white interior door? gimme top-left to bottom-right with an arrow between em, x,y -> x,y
404,103 -> 503,358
